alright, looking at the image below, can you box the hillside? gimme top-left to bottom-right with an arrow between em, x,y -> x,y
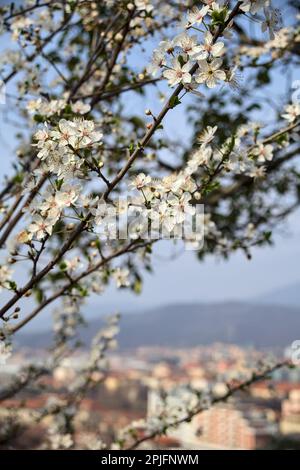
16,301 -> 300,350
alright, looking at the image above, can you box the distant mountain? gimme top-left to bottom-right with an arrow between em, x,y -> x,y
255,282 -> 300,308
16,301 -> 300,350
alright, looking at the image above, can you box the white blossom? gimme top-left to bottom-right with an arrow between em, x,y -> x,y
282,103 -> 300,123
0,341 -> 12,365
0,265 -> 12,292
253,142 -> 274,162
193,32 -> 224,60
186,5 -> 210,28
163,58 -> 193,87
147,49 -> 167,76
71,101 -> 91,115
198,125 -> 218,145
113,268 -> 130,288
240,0 -> 270,14
135,0 -> 154,13
195,59 -> 226,88
130,173 -> 152,190
28,214 -> 55,240
174,33 -> 203,58
261,7 -> 281,40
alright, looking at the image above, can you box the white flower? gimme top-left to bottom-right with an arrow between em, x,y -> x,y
0,341 -> 12,365
51,119 -> 77,147
0,265 -> 12,292
147,49 -> 167,76
174,33 -> 202,57
71,101 -> 91,115
163,58 -> 192,87
282,103 -> 300,123
194,32 -> 224,60
150,201 -> 176,233
186,147 -> 213,173
130,173 -> 152,190
55,184 -> 81,207
65,257 -> 82,273
195,59 -> 226,88
261,8 -> 281,40
248,166 -> 266,179
28,214 -> 54,240
11,17 -> 34,41
50,119 -> 102,149
92,201 -> 117,227
240,0 -> 270,15
40,191 -> 61,219
75,119 -> 103,147
252,143 -> 274,162
160,174 -> 183,194
186,5 -> 210,27
27,98 -> 42,114
16,230 -> 31,244
29,99 -> 67,117
198,125 -> 218,145
135,0 -> 153,13
169,193 -> 196,224
158,39 -> 174,54
43,99 -> 66,117
113,268 -> 130,288
227,65 -> 242,91
34,126 -> 50,143
37,140 -> 58,161
49,433 -> 73,450
245,222 -> 256,239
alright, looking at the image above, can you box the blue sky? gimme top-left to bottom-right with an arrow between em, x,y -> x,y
0,1 -> 299,331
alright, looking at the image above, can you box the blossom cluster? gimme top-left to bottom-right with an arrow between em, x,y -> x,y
114,355 -> 280,449
10,118 -> 103,243
27,98 -> 91,117
47,313 -> 120,449
149,0 -> 277,90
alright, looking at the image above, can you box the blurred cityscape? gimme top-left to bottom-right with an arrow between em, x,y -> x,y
1,343 -> 300,450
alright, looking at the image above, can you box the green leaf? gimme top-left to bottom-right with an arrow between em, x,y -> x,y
59,261 -> 67,271
169,95 -> 181,109
8,281 -> 17,291
13,173 -> 24,184
34,288 -> 44,304
55,178 -> 64,190
257,68 -> 270,85
211,7 -> 228,26
263,231 -> 272,243
33,114 -> 44,123
64,104 -> 72,114
67,56 -> 80,71
202,181 -> 220,196
133,279 -> 142,294
73,283 -> 88,297
177,55 -> 185,67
